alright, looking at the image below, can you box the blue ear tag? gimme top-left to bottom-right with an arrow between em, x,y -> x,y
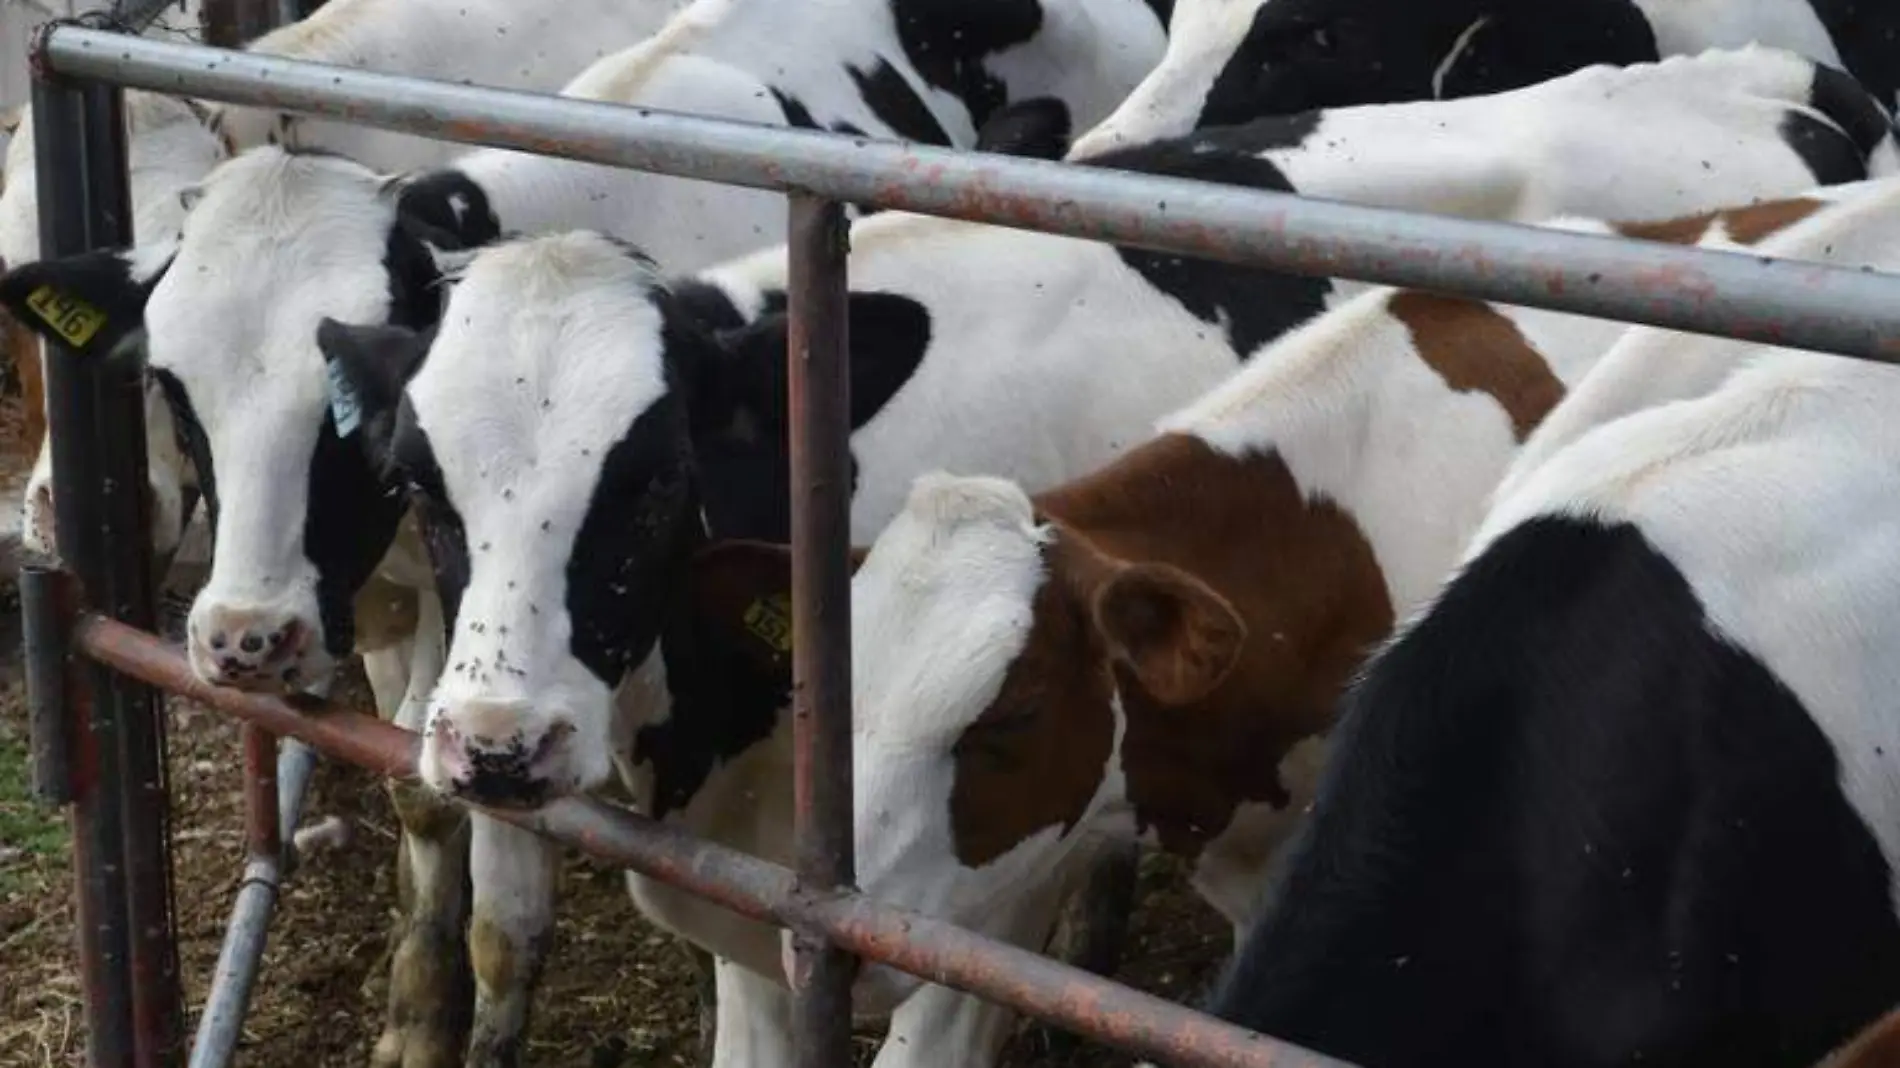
325,359 -> 364,437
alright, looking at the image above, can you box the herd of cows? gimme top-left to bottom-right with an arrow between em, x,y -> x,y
4,0 -> 1900,1065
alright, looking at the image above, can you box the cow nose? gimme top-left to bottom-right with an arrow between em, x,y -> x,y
426,702 -> 576,809
190,603 -> 308,687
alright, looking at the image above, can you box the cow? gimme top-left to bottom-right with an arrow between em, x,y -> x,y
815,176 -> 1896,1020
179,51 -> 1892,1065
1068,0 -> 1900,159
3,45 -> 1887,1066
1820,1006 -> 1900,1068
1192,328 -> 1900,1068
2,0 -> 693,571
0,3 -> 1170,1060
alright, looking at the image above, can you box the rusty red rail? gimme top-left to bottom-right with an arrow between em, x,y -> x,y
73,613 -> 1348,1068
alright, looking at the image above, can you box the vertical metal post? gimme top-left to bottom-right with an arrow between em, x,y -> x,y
785,194 -> 858,1066
31,60 -> 183,1068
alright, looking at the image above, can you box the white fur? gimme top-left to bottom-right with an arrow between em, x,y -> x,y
1069,0 -> 1865,157
1497,175 -> 1900,506
1468,349 -> 1900,909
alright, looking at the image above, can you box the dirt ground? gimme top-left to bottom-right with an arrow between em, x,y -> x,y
0,390 -> 1234,1067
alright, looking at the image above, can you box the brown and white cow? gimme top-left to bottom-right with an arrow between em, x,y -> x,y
792,179 -> 1885,1016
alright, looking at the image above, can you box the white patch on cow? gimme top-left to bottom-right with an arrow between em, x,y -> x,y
409,231 -> 670,798
1499,176 -> 1900,506
1430,16 -> 1492,99
1471,350 -> 1900,913
1628,0 -> 1842,72
147,146 -> 401,685
1264,47 -> 1895,224
1067,0 -> 1259,157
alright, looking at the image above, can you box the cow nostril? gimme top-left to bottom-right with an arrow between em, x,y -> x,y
218,657 -> 245,675
266,628 -> 285,648
239,634 -> 264,654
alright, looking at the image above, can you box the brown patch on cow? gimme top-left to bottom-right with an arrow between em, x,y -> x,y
948,433 -> 1396,864
1614,196 -> 1825,248
1388,291 -> 1566,441
387,778 -> 466,844
949,532 -> 1119,867
468,912 -> 520,997
1821,1005 -> 1900,1068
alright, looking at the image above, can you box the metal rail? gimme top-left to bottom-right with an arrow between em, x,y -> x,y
33,25 -> 1900,362
75,613 -> 1351,1068
23,17 -> 1900,1068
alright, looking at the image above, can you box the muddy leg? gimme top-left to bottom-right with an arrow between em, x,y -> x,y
366,595 -> 474,1068
677,940 -> 719,1067
465,816 -> 559,1067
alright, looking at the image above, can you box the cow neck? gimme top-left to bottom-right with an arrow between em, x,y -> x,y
1032,430 -> 1395,857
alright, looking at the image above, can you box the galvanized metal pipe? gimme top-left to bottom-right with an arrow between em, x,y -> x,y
187,732 -> 314,1068
72,614 -> 1350,1068
33,25 -> 1900,363
785,196 -> 859,1066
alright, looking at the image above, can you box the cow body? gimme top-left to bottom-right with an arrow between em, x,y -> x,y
1070,0 -> 1897,158
248,50 -> 1900,1067
1202,339 -> 1900,1068
828,182 -> 1862,1011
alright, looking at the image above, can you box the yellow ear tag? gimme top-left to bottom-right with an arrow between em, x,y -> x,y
741,593 -> 793,656
24,285 -> 107,349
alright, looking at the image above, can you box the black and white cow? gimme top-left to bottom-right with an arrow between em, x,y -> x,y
185,49 -> 1889,1065
1194,333 -> 1900,1068
1068,0 -> 1900,158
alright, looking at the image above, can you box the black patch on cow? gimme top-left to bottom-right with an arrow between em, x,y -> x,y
382,219 -> 453,332
1206,515 -> 1900,1067
1082,117 -> 1333,359
891,0 -> 1043,128
685,291 -> 930,541
668,279 -> 754,335
1804,62 -> 1896,169
848,60 -> 955,147
1807,0 -> 1900,121
563,306 -> 711,685
395,169 -> 504,253
390,411 -> 468,645
151,366 -> 217,532
303,406 -> 413,656
1141,0 -> 1172,32
973,96 -> 1072,159
637,563 -> 791,820
1197,0 -> 1657,128
1781,105 -> 1875,187
771,87 -> 821,132
0,246 -> 171,363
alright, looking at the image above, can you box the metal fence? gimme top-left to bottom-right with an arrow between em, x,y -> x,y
19,19 -> 1900,1068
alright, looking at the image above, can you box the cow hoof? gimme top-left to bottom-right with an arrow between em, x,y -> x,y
369,1026 -> 461,1068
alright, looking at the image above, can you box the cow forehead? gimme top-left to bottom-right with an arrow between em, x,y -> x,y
146,147 -> 396,386
406,233 -> 672,531
853,475 -> 1053,742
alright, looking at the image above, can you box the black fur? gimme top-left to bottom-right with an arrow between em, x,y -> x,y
849,59 -> 956,147
1207,515 -> 1900,1068
891,0 -> 1043,128
973,96 -> 1073,159
1780,63 -> 1896,186
0,247 -> 172,362
1196,0 -> 1657,128
1806,0 -> 1900,122
1082,113 -> 1334,360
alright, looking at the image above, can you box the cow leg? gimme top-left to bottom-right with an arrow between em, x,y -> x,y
679,940 -> 718,1066
369,595 -> 476,1068
1024,837 -> 1143,1059
464,816 -> 559,1067
709,957 -> 796,1068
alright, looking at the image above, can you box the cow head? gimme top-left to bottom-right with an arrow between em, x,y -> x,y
0,91 -> 230,562
319,231 -> 723,808
1,145 -> 499,693
1067,0 -> 1658,158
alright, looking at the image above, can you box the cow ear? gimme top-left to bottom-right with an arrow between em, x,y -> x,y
0,246 -> 171,362
394,170 -> 503,253
1092,562 -> 1245,706
314,317 -> 432,458
686,539 -> 870,670
974,97 -> 1072,160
